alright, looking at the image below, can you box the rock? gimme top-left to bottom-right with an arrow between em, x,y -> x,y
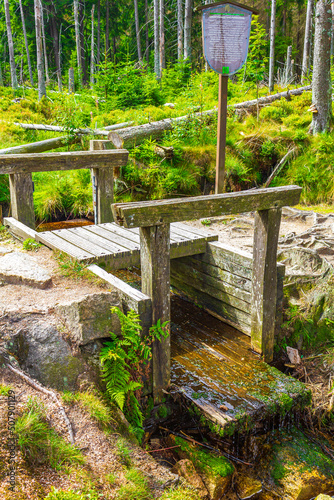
0,252 -> 52,289
236,475 -> 262,499
0,246 -> 12,254
267,428 -> 334,500
314,495 -> 334,500
55,292 -> 122,345
11,318 -> 86,391
172,459 -> 208,498
168,435 -> 234,499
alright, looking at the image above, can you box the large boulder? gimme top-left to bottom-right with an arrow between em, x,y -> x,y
172,459 -> 208,498
55,292 -> 122,345
0,252 -> 52,289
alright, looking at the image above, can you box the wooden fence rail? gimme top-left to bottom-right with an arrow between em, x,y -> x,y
112,185 -> 302,401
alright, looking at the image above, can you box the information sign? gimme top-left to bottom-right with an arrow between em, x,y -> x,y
202,3 -> 252,76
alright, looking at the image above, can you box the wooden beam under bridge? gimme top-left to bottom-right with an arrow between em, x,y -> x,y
111,185 -> 302,401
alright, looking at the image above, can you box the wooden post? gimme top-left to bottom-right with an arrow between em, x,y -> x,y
216,74 -> 228,194
9,173 -> 35,229
89,140 -> 114,223
140,224 -> 171,402
251,208 -> 282,362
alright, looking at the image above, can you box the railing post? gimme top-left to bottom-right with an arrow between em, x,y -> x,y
9,173 -> 35,229
89,140 -> 115,223
251,208 -> 282,362
139,224 -> 171,402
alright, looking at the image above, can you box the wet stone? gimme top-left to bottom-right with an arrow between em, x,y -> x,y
236,475 -> 262,499
172,459 -> 208,498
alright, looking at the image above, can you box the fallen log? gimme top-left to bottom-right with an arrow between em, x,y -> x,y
0,135 -> 82,155
108,86 -> 312,148
263,147 -> 297,188
12,120 -> 134,135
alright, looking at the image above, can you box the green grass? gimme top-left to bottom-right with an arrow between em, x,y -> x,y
62,391 -> 114,429
22,238 -> 41,251
160,486 -> 201,500
115,468 -> 152,500
44,488 -> 101,500
0,383 -> 13,396
15,397 -> 85,470
55,252 -> 91,280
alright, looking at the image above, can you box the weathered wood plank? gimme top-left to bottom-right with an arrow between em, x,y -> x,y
3,217 -> 37,240
251,208 -> 282,362
67,227 -> 126,253
171,275 -> 251,334
112,186 -> 302,228
171,259 -> 251,305
9,173 -> 35,229
0,150 -> 129,174
90,140 -> 115,223
140,224 -> 171,402
172,222 -> 219,241
193,243 -> 253,280
35,232 -> 95,261
84,224 -> 140,251
50,229 -> 112,258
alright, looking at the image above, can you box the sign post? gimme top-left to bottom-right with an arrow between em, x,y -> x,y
197,1 -> 257,194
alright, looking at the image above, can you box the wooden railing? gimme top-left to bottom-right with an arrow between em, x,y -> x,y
0,142 -> 128,228
112,185 -> 302,400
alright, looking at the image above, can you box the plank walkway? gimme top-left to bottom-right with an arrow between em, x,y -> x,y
32,222 -> 218,270
171,295 -> 310,435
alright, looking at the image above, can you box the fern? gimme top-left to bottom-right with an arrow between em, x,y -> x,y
100,307 -> 169,440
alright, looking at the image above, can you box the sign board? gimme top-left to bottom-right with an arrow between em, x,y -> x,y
202,2 -> 252,76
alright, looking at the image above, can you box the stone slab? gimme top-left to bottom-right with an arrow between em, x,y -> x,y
55,291 -> 122,345
0,251 -> 52,289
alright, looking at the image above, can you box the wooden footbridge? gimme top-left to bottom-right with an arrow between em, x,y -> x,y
1,143 -> 310,435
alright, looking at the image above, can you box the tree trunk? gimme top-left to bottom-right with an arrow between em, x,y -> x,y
74,0 -> 82,85
311,0 -> 332,134
40,0 -> 49,85
134,0 -> 142,62
331,1 -> 334,62
154,0 -> 160,78
106,0 -> 110,58
4,0 -> 18,89
145,0 -> 149,63
302,0 -> 313,81
79,0 -> 87,84
285,45 -> 292,83
0,136 -> 82,155
97,0 -> 100,65
177,0 -> 183,60
268,0 -> 276,92
50,1 -> 62,91
19,0 -> 34,86
0,61 -> 3,86
159,0 -> 165,70
90,5 -> 95,88
34,0 -> 46,99
184,0 -> 193,61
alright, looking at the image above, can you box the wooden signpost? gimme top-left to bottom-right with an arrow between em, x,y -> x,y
197,1 -> 258,193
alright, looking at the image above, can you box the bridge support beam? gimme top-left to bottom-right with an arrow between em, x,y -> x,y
9,173 -> 35,229
140,224 -> 171,402
251,208 -> 282,362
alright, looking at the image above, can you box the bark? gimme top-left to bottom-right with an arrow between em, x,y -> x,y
0,136 -> 82,155
302,0 -> 314,81
184,0 -> 193,61
154,0 -> 160,77
79,0 -> 87,84
331,1 -> 334,61
40,0 -> 49,85
106,0 -> 110,58
97,0 -> 100,64
19,0 -> 34,86
90,5 -> 95,88
4,0 -> 18,89
134,0 -> 142,62
0,62 -> 3,86
285,46 -> 292,83
69,67 -> 75,92
177,0 -> 183,60
34,0 -> 47,99
268,0 -> 276,92
145,0 -> 149,63
74,0 -> 82,85
50,1 -> 62,91
159,0 -> 165,70
311,0 -> 332,134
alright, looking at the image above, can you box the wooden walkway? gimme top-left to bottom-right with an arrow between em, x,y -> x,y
171,296 -> 310,434
33,222 -> 218,269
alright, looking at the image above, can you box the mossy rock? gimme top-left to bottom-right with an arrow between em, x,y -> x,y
169,435 -> 234,499
268,428 -> 334,500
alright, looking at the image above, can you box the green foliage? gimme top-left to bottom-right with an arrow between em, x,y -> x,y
116,438 -> 132,467
0,383 -> 12,396
160,486 -> 201,500
44,488 -> 100,500
246,16 -> 269,83
22,238 -> 41,251
15,397 -> 85,469
62,391 -> 114,429
55,252 -> 90,280
100,307 -> 169,440
116,468 -> 152,499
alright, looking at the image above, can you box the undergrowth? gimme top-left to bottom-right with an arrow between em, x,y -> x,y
100,307 -> 169,441
62,390 -> 115,430
15,397 -> 85,469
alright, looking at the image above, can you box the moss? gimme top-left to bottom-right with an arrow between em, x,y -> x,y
173,436 -> 234,479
